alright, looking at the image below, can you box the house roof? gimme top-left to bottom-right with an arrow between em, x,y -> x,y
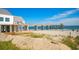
0,9 -> 11,15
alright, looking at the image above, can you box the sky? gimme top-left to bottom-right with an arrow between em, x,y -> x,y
5,8 -> 79,25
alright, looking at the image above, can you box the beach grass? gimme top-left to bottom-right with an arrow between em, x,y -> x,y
0,40 -> 20,50
30,33 -> 45,38
16,32 -> 46,38
62,36 -> 79,50
75,36 -> 79,45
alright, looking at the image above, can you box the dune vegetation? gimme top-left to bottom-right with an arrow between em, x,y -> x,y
62,36 -> 79,50
0,40 -> 20,50
0,32 -> 79,50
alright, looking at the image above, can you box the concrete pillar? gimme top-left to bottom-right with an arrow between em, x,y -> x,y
27,26 -> 29,30
48,25 -> 49,30
10,25 -> 12,32
16,25 -> 18,32
14,25 -> 16,32
34,25 -> 37,30
24,26 -> 28,31
41,25 -> 44,30
36,26 -> 38,30
49,25 -> 51,30
47,25 -> 48,30
21,26 -> 23,31
0,25 -> 1,32
35,26 -> 38,30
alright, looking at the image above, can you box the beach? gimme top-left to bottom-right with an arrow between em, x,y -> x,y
31,30 -> 79,37
0,30 -> 79,50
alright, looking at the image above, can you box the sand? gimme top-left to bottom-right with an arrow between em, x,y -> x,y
0,30 -> 79,50
31,30 -> 79,37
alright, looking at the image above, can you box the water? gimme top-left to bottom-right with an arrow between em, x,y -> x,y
63,26 -> 79,30
29,25 -> 79,30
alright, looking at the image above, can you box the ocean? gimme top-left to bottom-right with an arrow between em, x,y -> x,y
63,26 -> 79,30
28,25 -> 79,30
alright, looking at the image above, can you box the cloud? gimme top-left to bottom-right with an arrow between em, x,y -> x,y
42,8 -> 79,25
46,8 -> 79,20
30,9 -> 79,25
53,18 -> 79,25
36,17 -> 79,25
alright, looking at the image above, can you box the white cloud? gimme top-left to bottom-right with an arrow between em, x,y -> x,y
30,17 -> 79,25
46,8 -> 79,20
42,8 -> 79,25
30,9 -> 79,25
53,18 -> 79,25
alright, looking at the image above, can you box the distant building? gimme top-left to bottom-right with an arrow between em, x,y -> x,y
0,9 -> 27,32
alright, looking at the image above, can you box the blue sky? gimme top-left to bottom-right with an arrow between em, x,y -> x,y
6,8 -> 79,25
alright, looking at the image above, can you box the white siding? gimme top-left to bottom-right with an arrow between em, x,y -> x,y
0,14 -> 14,25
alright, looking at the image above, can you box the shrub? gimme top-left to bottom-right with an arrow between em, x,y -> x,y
62,37 -> 77,50
75,36 -> 79,44
0,40 -> 20,50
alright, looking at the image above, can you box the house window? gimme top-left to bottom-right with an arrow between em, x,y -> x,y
0,17 -> 4,21
5,18 -> 10,22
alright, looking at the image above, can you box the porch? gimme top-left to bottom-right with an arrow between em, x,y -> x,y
0,24 -> 28,32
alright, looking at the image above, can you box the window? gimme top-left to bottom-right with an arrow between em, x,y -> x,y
5,18 -> 10,22
0,17 -> 4,21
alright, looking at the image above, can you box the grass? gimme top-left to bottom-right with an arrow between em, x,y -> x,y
62,36 -> 79,50
4,31 -> 33,35
30,33 -> 45,38
74,36 -> 79,45
5,32 -> 46,38
0,40 -> 20,50
17,32 -> 45,38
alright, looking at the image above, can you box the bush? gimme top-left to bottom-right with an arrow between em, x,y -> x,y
0,40 -> 20,50
62,37 -> 77,50
75,36 -> 79,44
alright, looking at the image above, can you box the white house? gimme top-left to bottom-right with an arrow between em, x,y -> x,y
0,9 -> 27,32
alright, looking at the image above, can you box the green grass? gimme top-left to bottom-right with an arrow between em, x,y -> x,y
75,36 -> 79,45
62,36 -> 79,50
0,40 -> 20,50
30,33 -> 45,38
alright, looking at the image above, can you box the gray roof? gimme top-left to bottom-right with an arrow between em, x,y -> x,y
0,8 -> 11,15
